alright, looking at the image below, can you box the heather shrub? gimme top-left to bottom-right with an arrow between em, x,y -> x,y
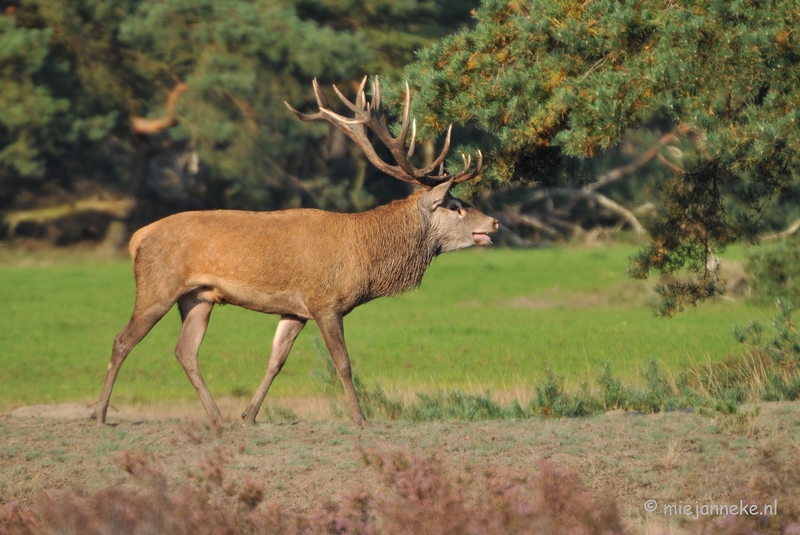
238,478 -> 266,510
0,448 -> 626,535
361,448 -> 473,534
0,502 -> 38,535
304,486 -> 376,535
361,448 -> 625,535
478,462 -> 624,535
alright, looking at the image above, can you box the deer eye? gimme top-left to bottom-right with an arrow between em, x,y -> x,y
448,202 -> 460,212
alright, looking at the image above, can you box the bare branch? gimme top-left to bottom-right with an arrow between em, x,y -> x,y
132,83 -> 189,135
761,218 -> 800,242
656,153 -> 684,174
586,124 -> 693,192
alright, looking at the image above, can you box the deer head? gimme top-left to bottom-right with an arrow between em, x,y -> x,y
285,76 -> 494,250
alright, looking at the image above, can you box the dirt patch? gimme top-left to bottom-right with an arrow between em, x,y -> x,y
2,402 -> 799,533
500,280 -> 658,311
10,404 -> 94,420
506,296 -> 557,309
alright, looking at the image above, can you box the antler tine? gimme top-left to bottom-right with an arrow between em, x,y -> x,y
333,77 -> 367,113
414,125 -> 452,177
372,76 -> 382,114
397,82 -> 412,153
406,119 -> 417,159
450,150 -> 483,184
417,150 -> 484,186
312,78 -> 329,109
360,77 -> 418,176
353,76 -> 367,110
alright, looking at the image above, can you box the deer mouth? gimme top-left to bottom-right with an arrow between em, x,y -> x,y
472,233 -> 493,246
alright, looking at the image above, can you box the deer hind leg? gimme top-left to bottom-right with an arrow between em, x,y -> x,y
316,314 -> 367,427
174,294 -> 222,424
94,300 -> 174,426
241,315 -> 307,425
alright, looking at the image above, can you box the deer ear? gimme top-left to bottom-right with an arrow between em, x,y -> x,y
420,179 -> 454,212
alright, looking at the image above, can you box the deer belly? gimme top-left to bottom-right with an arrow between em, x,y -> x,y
191,275 -> 312,318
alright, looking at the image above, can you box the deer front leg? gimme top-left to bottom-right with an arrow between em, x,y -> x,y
241,315 -> 307,425
315,313 -> 367,427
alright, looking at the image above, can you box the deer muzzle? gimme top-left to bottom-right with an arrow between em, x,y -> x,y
473,218 -> 499,246
472,233 -> 493,245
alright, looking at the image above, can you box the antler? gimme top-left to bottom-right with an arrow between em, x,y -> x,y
285,76 -> 482,187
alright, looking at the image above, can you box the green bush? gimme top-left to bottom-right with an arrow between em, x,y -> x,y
530,369 -> 602,418
745,240 -> 800,304
405,391 -> 513,421
306,302 -> 800,422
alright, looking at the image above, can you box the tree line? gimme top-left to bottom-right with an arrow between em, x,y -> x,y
0,0 -> 475,230
2,0 -> 799,310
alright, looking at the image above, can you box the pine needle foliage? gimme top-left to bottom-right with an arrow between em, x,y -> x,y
405,0 -> 800,313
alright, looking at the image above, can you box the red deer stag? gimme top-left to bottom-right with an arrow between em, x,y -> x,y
93,77 -> 498,426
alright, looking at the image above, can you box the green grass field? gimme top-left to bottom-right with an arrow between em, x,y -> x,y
0,244 -> 773,410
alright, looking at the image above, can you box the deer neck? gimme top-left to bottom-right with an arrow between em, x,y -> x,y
354,195 -> 439,299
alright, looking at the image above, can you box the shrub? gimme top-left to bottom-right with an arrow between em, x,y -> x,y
303,301 -> 800,423
733,299 -> 800,402
745,240 -> 800,304
597,362 -> 629,410
0,448 -> 626,535
405,390 -> 514,421
531,369 -> 602,418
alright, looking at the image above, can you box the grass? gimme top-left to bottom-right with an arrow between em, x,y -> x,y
0,244 -> 775,411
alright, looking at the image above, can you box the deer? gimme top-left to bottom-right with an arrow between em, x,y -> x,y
92,76 -> 499,427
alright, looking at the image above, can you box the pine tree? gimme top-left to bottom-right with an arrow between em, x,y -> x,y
405,0 -> 800,313
0,0 -> 479,223
0,0 -> 129,205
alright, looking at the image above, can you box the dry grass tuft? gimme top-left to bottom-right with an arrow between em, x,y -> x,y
659,440 -> 685,471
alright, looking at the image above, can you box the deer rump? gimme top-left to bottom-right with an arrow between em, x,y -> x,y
93,77 -> 497,427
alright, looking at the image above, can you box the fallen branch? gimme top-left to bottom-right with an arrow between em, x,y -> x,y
3,197 -> 136,236
504,210 -> 561,238
584,190 -> 645,235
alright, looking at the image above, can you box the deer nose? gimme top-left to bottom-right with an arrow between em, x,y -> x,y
492,219 -> 499,231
